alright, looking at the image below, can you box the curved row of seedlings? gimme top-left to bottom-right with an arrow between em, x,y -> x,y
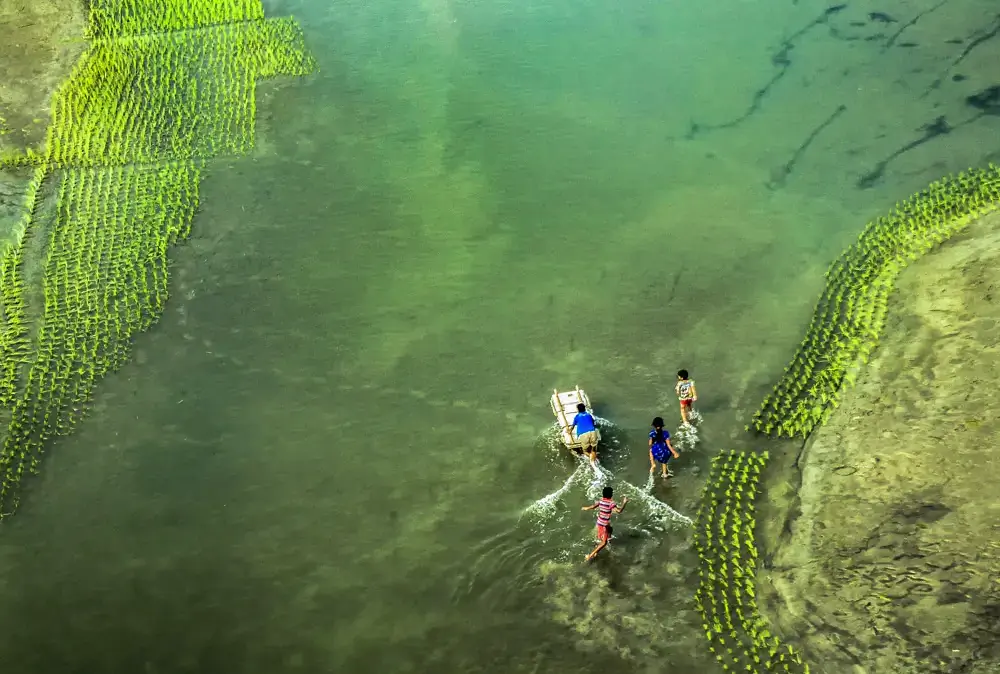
749,166 -> 1000,439
693,450 -> 809,673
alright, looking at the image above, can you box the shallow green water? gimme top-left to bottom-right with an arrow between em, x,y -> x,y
1,0 -> 998,671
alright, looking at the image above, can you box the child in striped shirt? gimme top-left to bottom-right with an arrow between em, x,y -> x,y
581,486 -> 628,561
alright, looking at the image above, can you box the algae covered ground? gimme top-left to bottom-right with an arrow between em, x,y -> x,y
0,0 -> 999,673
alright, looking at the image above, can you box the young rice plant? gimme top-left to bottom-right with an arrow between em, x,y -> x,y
0,0 -> 316,516
693,450 -> 811,674
749,166 -> 1000,439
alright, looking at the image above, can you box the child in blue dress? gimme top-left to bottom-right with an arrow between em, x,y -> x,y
649,416 -> 680,478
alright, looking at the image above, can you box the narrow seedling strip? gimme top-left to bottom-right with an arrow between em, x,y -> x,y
693,450 -> 810,674
749,167 -> 1000,439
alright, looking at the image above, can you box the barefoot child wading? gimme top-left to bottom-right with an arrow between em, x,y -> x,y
581,486 -> 627,561
649,416 -> 680,478
585,525 -> 613,561
675,369 -> 698,426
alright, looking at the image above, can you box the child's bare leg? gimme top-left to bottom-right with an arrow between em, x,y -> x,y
680,403 -> 689,424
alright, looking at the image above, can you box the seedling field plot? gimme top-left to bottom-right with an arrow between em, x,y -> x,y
749,166 -> 1000,440
85,0 -> 266,39
0,167 -> 48,415
693,450 -> 810,674
0,163 -> 201,513
0,0 -> 315,517
46,18 -> 314,168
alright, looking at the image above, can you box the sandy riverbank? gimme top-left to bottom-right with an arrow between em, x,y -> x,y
0,0 -> 86,154
0,0 -> 85,236
756,211 -> 1000,674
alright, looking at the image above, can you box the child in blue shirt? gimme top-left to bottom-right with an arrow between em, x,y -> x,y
570,403 -> 599,464
649,416 -> 680,478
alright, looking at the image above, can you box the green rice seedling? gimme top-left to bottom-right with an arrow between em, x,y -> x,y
47,19 -> 314,169
694,450 -> 814,672
86,0 -> 265,39
0,1 -> 316,516
750,164 -> 1000,440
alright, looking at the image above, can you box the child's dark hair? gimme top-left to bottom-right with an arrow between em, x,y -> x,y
677,369 -> 689,379
577,402 -> 587,413
651,417 -> 666,444
602,486 -> 613,498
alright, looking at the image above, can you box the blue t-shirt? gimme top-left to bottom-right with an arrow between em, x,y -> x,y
649,428 -> 670,449
572,412 -> 596,435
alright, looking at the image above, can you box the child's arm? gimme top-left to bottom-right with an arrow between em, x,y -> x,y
614,497 -> 629,513
668,439 -> 680,459
585,539 -> 608,561
691,382 -> 698,401
581,502 -> 597,511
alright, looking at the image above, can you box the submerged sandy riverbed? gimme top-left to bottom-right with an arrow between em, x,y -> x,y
756,211 -> 1000,674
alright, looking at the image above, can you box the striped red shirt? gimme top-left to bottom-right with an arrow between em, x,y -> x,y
594,497 -> 617,526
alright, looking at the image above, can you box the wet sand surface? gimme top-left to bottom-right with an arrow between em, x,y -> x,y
0,0 -> 86,154
758,211 -> 1000,674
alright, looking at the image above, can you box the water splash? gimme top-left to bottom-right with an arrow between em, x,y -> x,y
584,460 -> 613,501
524,416 -> 691,530
673,410 -> 703,451
673,423 -> 698,450
618,478 -> 693,528
522,462 -> 589,520
523,457 -> 690,530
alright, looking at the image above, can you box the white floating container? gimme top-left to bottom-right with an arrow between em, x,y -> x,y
550,386 -> 601,449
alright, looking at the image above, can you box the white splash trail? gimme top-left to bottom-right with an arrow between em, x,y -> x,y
522,416 -> 695,528
617,477 -> 693,528
522,462 -> 589,520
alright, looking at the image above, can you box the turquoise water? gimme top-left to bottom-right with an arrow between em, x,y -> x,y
1,0 -> 998,671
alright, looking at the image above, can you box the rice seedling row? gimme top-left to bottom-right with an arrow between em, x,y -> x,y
86,0 -> 265,40
693,450 -> 810,673
46,18 -> 314,169
0,167 -> 48,413
0,0 -> 315,516
750,167 -> 1000,439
